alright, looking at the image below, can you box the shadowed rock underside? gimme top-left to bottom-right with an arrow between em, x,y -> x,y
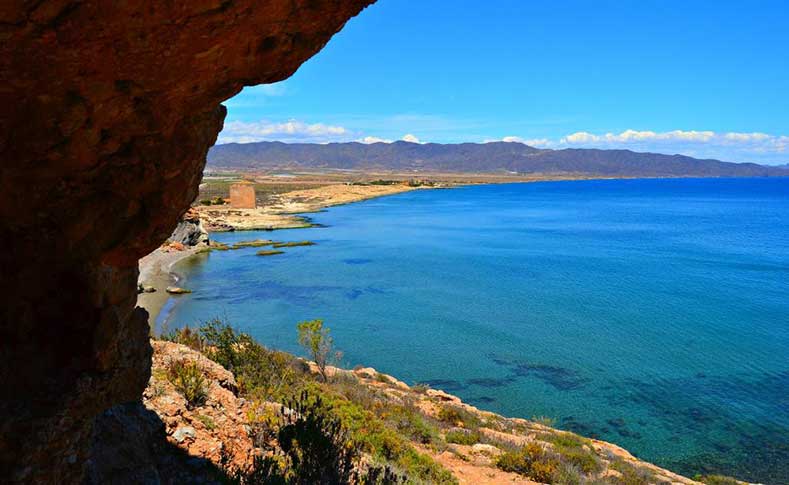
0,1 -> 373,482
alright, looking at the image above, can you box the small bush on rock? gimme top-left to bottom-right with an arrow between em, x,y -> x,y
695,475 -> 741,485
496,442 -> 559,483
445,429 -> 480,445
167,359 -> 207,409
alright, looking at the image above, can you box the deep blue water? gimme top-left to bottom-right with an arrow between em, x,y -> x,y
164,178 -> 789,484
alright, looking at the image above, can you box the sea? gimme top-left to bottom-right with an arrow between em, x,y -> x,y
161,177 -> 789,483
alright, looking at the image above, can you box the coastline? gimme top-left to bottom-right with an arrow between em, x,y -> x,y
135,177 -> 780,483
137,246 -> 201,328
138,175 -> 738,327
138,182 -> 430,325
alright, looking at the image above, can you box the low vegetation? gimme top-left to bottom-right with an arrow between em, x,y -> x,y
256,249 -> 285,256
163,320 -> 456,484
162,319 -> 744,485
231,239 -> 274,249
445,429 -> 480,445
199,196 -> 226,206
167,359 -> 207,409
272,240 -> 316,248
695,475 -> 741,485
297,319 -> 341,383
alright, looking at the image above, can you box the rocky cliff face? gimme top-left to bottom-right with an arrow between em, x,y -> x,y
87,341 -> 255,484
170,208 -> 210,247
0,1 -> 373,482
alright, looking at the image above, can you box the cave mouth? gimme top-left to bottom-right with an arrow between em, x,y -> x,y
0,1 -> 374,482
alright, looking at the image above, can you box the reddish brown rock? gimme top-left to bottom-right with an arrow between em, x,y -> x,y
0,1 -> 374,482
145,340 -> 256,471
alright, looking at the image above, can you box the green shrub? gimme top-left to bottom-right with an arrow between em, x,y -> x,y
199,199 -> 212,205
412,383 -> 430,393
310,386 -> 454,484
695,475 -> 741,485
397,447 -> 458,484
297,319 -> 341,382
557,446 -> 601,474
496,442 -> 559,483
533,415 -> 557,427
544,432 -> 588,449
197,414 -> 216,431
544,432 -> 602,474
445,429 -> 481,445
610,460 -> 654,485
231,391 -> 358,484
161,325 -> 204,351
277,391 -> 359,484
167,359 -> 207,409
375,372 -> 392,383
437,405 -> 481,428
553,463 -> 582,485
359,463 -> 407,484
196,318 -> 304,401
384,406 -> 439,445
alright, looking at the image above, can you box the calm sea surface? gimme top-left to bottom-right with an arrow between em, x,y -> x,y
163,178 -> 789,483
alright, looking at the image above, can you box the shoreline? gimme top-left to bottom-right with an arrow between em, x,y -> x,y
137,246 -> 202,328
138,174 -> 745,325
137,183 -> 428,325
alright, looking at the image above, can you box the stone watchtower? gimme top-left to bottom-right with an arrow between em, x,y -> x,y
229,181 -> 256,209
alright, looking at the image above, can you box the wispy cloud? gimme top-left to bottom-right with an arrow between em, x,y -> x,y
218,119 -> 352,144
498,129 -> 789,165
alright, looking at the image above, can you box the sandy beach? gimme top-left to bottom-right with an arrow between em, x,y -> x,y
137,246 -> 202,329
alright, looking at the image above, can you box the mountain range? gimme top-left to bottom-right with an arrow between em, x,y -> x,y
207,141 -> 786,177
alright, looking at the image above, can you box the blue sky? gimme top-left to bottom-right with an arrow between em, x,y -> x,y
220,0 -> 789,165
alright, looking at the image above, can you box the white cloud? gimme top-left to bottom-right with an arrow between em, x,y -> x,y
218,119 -> 351,144
402,134 -> 421,143
497,136 -> 554,147
558,129 -> 718,144
497,129 -> 788,164
358,136 -> 392,144
501,136 -> 526,143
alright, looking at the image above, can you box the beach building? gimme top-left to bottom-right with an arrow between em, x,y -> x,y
229,181 -> 256,209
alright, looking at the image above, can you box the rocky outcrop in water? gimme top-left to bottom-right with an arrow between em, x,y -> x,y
0,1 -> 373,482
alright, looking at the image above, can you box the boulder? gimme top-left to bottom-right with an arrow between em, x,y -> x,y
166,287 -> 192,295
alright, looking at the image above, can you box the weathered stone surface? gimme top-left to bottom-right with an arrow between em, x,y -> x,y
0,1 -> 373,482
170,208 -> 210,246
146,340 -> 256,472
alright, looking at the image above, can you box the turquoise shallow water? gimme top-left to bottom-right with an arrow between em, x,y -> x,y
164,178 -> 789,484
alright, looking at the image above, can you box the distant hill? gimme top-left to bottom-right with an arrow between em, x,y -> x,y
207,141 -> 784,177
